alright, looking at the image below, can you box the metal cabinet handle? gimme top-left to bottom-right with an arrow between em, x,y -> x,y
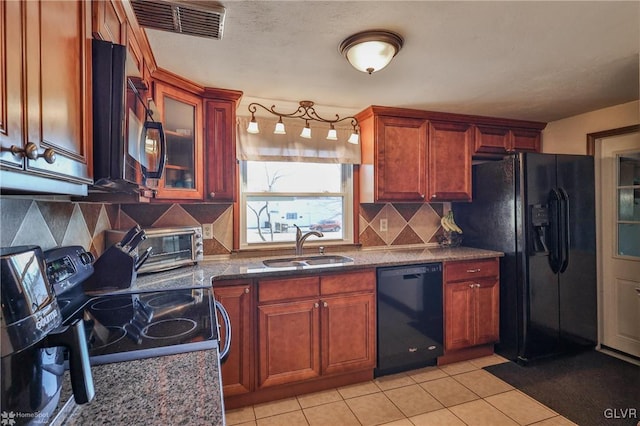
475,283 -> 481,288
209,192 -> 216,199
323,301 -> 328,308
314,302 -> 319,308
244,288 -> 250,294
420,194 -> 425,199
11,143 -> 56,164
466,268 -> 481,273
469,284 -> 475,288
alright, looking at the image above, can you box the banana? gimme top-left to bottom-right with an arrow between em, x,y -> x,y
440,213 -> 453,232
447,211 -> 463,234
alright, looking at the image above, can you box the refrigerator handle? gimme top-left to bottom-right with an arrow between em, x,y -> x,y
559,188 -> 570,273
548,188 -> 562,274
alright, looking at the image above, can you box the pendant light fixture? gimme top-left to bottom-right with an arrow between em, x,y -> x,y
247,100 -> 360,144
339,30 -> 404,74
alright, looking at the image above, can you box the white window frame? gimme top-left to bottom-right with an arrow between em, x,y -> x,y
239,161 -> 354,250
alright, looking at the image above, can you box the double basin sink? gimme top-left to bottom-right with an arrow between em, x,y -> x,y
262,255 -> 353,269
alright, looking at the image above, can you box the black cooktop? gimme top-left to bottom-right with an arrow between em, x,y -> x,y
59,287 -> 218,365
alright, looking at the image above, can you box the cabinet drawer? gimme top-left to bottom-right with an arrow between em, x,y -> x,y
258,277 -> 320,303
321,270 -> 375,296
444,258 -> 499,282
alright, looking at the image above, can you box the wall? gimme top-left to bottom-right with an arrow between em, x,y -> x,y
542,100 -> 639,154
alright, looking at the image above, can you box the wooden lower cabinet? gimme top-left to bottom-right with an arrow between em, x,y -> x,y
255,270 -> 376,392
213,282 -> 253,397
441,258 -> 500,363
321,293 -> 376,375
444,278 -> 499,351
258,299 -> 321,388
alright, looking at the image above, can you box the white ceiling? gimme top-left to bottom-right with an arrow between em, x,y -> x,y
144,1 -> 640,123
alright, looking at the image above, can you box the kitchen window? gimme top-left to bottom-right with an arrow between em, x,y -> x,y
239,160 -> 354,249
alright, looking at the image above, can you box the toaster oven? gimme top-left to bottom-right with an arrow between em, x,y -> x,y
105,226 -> 204,274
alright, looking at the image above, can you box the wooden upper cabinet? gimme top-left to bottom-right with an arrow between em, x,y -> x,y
0,0 -> 23,170
153,81 -> 205,200
204,89 -> 243,202
428,121 -> 473,202
1,0 -> 92,195
92,0 -> 126,44
358,108 -> 428,202
474,124 -> 543,156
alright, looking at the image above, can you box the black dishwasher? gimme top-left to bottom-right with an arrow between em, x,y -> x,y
376,263 -> 443,377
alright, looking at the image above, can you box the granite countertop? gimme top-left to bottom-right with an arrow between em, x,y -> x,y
130,245 -> 504,291
52,349 -> 224,425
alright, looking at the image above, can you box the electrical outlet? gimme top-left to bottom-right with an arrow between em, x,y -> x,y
202,223 -> 213,240
380,218 -> 388,232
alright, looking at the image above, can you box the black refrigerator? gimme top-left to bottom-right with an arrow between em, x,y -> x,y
453,153 -> 597,364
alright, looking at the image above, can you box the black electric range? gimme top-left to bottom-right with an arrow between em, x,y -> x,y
45,246 -> 219,366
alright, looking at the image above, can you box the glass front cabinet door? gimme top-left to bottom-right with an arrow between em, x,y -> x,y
154,82 -> 204,200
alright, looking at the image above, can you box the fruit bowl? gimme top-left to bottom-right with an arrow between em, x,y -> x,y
438,230 -> 463,247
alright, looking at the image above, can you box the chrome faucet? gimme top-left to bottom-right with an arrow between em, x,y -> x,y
294,225 -> 323,256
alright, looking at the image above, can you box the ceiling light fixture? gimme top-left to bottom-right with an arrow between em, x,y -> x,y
339,30 -> 404,74
247,101 -> 360,144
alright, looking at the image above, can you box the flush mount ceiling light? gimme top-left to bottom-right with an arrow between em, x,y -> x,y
339,30 -> 404,74
247,101 -> 360,144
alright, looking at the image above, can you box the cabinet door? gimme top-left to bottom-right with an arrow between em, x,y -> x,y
475,279 -> 500,345
375,115 -> 428,201
510,128 -> 541,152
444,282 -> 475,351
0,0 -> 23,169
321,293 -> 376,375
154,82 -> 204,199
474,125 -> 510,155
214,284 -> 253,396
92,0 -> 125,44
428,121 -> 473,201
24,0 -> 92,184
205,100 -> 236,201
257,300 -> 320,388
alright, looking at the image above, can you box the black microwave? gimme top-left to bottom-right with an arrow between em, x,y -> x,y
91,39 -> 165,193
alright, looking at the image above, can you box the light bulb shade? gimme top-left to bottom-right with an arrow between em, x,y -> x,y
326,128 -> 338,140
300,126 -> 312,139
348,131 -> 359,145
247,120 -> 259,134
339,30 -> 403,74
274,121 -> 286,134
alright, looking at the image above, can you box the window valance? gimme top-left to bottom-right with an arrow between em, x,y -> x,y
237,116 -> 361,164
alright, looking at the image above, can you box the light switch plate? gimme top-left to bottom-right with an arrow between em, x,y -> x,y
202,223 -> 213,240
380,218 -> 388,232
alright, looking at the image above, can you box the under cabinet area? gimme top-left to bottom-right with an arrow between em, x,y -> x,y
441,257 -> 500,364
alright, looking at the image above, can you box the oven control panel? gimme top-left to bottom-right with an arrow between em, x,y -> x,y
44,246 -> 94,295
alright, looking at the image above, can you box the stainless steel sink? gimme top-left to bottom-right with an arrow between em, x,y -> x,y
262,255 -> 353,268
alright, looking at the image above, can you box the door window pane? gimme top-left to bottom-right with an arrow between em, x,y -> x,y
617,152 -> 640,257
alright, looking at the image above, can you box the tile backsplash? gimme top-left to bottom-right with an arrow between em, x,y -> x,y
1,197 -> 445,255
359,203 -> 445,247
0,197 -> 233,257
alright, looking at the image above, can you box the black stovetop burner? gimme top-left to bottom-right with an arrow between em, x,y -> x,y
58,287 -> 218,365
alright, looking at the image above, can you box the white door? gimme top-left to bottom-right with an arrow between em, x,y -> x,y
597,131 -> 640,357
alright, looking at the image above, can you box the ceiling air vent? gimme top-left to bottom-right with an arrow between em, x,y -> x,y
131,0 -> 225,40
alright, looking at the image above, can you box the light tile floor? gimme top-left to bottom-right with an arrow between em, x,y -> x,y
224,355 -> 577,426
